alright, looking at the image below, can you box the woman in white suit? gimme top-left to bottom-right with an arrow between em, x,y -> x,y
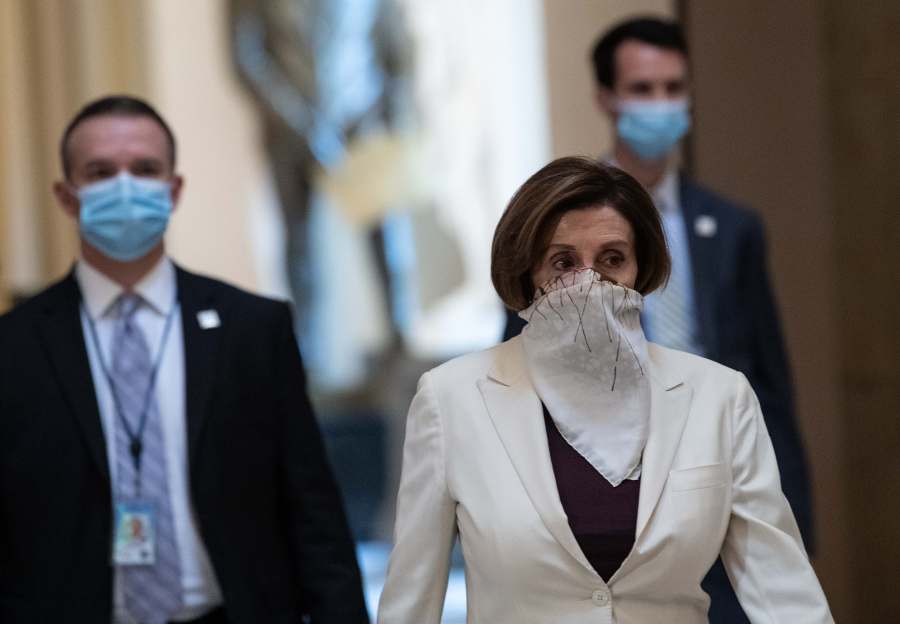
377,158 -> 832,623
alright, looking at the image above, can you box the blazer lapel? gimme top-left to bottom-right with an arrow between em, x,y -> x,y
477,339 -> 596,575
634,344 -> 692,539
176,267 -> 224,464
36,272 -> 110,483
680,177 -> 719,358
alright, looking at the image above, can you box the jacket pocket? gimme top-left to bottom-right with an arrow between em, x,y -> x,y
668,463 -> 728,492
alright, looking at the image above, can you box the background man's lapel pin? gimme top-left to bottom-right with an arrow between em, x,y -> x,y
694,214 -> 718,238
197,309 -> 221,329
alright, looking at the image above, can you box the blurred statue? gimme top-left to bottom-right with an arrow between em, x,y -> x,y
230,0 -> 415,368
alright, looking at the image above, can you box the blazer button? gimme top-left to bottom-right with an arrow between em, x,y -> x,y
591,588 -> 610,606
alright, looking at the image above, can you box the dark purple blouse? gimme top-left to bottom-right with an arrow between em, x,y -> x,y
543,405 -> 640,582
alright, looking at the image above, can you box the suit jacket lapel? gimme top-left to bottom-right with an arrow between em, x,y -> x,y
478,338 -> 596,575
634,344 -> 692,540
680,177 -> 719,358
36,272 -> 110,483
176,267 -> 223,464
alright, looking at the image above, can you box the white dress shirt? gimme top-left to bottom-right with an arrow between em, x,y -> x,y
76,257 -> 223,622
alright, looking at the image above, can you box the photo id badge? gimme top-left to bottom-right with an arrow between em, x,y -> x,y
113,501 -> 156,566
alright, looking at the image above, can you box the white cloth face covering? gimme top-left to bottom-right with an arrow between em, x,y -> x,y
519,269 -> 650,486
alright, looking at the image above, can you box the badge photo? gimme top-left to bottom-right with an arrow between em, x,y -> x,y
113,501 -> 157,566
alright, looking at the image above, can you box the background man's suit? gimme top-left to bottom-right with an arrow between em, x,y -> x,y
504,176 -> 813,620
0,266 -> 368,623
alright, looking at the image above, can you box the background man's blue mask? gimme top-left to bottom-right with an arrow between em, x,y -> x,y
616,99 -> 691,161
77,172 -> 173,262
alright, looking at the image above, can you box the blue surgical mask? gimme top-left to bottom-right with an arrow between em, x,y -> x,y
616,99 -> 691,161
77,172 -> 173,262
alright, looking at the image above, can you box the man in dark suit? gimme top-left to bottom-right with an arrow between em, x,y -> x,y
0,96 -> 369,623
505,17 -> 813,624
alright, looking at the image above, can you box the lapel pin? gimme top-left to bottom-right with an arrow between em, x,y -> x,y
197,309 -> 221,329
694,215 -> 718,238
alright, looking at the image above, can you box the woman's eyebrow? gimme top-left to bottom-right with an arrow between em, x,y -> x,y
547,239 -> 630,250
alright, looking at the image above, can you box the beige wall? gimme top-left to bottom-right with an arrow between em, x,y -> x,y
821,0 -> 900,619
0,0 -> 42,301
542,0 -> 674,159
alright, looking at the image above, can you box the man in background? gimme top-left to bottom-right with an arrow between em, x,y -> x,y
0,95 -> 368,623
505,16 -> 814,623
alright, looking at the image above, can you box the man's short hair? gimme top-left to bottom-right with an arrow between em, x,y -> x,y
591,17 -> 688,90
60,95 -> 177,178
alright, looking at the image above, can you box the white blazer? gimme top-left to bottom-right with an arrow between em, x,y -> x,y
377,337 -> 832,623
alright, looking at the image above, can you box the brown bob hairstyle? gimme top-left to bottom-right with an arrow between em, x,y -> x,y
491,157 -> 670,310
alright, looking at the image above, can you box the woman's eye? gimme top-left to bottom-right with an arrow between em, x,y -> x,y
551,256 -> 575,271
602,254 -> 624,268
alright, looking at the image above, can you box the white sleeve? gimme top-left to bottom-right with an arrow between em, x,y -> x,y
722,374 -> 833,623
377,372 -> 457,624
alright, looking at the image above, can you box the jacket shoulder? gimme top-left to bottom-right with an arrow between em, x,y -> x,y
420,340 -> 527,406
0,273 -> 76,327
176,266 -> 291,319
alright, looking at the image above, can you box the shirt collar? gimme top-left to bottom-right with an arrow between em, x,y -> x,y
76,256 -> 176,320
652,167 -> 681,215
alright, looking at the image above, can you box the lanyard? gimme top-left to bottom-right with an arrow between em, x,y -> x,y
82,292 -> 179,497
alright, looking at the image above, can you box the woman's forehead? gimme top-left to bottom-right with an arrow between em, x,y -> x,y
548,205 -> 634,245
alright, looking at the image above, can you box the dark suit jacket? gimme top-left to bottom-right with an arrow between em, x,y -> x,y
503,176 -> 813,547
0,266 -> 369,623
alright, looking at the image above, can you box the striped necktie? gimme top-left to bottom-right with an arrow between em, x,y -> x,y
643,198 -> 703,354
111,294 -> 183,623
